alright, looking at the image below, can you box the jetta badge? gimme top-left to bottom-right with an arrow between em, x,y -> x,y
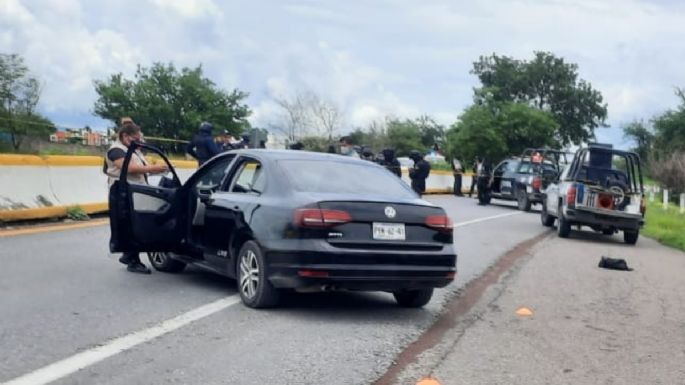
384,206 -> 396,219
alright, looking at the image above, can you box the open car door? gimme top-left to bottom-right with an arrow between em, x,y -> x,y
109,141 -> 185,253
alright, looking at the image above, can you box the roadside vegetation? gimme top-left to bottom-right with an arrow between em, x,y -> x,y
643,200 -> 685,252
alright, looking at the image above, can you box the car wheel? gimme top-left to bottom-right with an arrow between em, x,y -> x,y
237,241 -> 280,308
517,189 -> 532,212
541,202 -> 555,227
557,205 -> 571,238
393,288 -> 434,308
624,230 -> 639,245
147,252 -> 186,273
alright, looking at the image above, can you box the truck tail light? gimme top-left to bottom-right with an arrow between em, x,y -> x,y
567,184 -> 577,207
640,197 -> 647,216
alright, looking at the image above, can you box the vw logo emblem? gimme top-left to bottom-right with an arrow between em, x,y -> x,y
384,206 -> 396,219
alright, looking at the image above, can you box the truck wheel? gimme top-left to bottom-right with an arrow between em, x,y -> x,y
541,203 -> 555,227
624,230 -> 639,245
517,189 -> 532,212
557,205 -> 571,238
393,288 -> 434,308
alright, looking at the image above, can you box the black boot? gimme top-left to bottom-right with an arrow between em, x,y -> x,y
127,261 -> 152,274
118,252 -> 134,265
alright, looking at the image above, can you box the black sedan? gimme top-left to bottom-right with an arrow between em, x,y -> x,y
110,143 -> 457,308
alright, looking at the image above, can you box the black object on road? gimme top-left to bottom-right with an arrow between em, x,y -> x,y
598,256 -> 633,271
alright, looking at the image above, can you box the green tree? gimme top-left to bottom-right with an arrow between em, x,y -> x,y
0,53 -> 55,149
93,63 -> 251,140
386,118 -> 427,156
472,52 -> 607,145
622,120 -> 654,163
651,88 -> 685,157
414,115 -> 445,150
348,121 -> 390,152
445,103 -> 558,166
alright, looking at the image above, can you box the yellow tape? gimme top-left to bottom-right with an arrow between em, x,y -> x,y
0,202 -> 108,222
0,153 -> 197,169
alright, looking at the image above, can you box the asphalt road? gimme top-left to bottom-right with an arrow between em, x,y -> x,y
391,225 -> 685,385
0,196 -> 548,385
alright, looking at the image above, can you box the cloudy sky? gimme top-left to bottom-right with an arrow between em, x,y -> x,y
3,0 -> 685,146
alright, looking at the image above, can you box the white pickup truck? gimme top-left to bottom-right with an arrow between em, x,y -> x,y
541,143 -> 646,245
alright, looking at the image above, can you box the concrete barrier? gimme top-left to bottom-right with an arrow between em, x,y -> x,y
0,154 -> 473,222
0,154 -> 196,222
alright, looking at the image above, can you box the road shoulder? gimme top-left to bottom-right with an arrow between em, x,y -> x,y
386,232 -> 685,385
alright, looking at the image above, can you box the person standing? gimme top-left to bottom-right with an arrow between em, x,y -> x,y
476,158 -> 493,205
339,136 -> 360,158
451,156 -> 463,196
104,120 -> 168,274
409,150 -> 431,195
469,157 -> 480,197
380,148 -> 402,178
186,122 -> 221,166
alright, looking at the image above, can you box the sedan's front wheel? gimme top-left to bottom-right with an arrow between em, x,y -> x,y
237,241 -> 280,308
393,288 -> 434,308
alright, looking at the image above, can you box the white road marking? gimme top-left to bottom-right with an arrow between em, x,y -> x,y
2,295 -> 241,385
453,211 -> 523,228
2,209 -> 522,385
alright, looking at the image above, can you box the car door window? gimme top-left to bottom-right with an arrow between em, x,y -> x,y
195,155 -> 235,192
229,159 -> 264,194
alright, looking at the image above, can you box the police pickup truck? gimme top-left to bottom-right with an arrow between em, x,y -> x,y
540,143 -> 646,245
483,149 -> 569,211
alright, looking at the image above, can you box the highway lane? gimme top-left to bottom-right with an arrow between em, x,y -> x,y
0,196 -> 549,385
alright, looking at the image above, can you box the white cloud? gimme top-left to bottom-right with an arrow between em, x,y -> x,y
147,0 -> 222,20
3,0 -> 685,139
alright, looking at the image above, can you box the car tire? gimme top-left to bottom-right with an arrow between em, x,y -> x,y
557,205 -> 571,238
624,230 -> 639,245
517,189 -> 532,212
147,252 -> 186,273
237,241 -> 280,308
541,202 -> 555,227
393,288 -> 434,308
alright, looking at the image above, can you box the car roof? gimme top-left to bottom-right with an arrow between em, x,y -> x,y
224,149 -> 368,163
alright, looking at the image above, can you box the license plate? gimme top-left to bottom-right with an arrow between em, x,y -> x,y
373,223 -> 406,241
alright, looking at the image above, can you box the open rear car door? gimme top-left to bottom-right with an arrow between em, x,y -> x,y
109,141 -> 185,253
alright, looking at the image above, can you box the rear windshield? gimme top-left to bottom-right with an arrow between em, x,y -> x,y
278,159 -> 415,197
517,162 -> 557,174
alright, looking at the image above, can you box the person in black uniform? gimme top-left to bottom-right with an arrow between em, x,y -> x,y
380,148 -> 402,178
476,158 -> 493,205
186,122 -> 221,166
409,150 -> 431,195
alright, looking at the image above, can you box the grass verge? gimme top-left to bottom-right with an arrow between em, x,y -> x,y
643,199 -> 685,251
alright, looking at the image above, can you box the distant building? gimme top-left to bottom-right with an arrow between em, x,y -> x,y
50,128 -> 109,146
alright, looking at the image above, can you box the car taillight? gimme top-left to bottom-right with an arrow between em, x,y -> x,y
532,177 -> 542,191
425,215 -> 454,234
294,208 -> 352,228
640,197 -> 646,216
567,184 -> 577,207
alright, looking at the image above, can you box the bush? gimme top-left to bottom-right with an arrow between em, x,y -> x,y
650,151 -> 685,195
66,206 -> 90,221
